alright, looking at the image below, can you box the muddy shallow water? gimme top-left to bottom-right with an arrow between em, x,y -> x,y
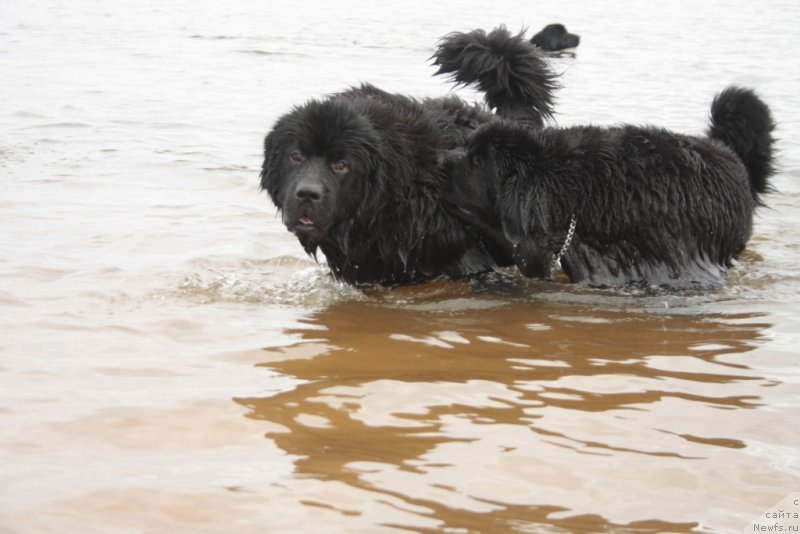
2,0 -> 799,532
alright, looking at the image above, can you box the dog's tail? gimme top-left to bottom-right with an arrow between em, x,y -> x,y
707,86 -> 776,200
432,26 -> 559,127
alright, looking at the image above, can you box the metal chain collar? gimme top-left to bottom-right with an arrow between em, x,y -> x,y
552,214 -> 577,270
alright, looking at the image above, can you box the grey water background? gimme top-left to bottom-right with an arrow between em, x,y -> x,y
1,0 -> 799,532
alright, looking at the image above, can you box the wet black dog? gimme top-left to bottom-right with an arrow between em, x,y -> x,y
260,27 -> 558,286
530,24 -> 580,53
442,87 -> 776,289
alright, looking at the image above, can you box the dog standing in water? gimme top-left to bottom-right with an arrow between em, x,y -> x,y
442,87 -> 776,290
260,27 -> 558,286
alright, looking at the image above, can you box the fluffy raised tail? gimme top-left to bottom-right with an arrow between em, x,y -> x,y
432,26 -> 559,127
707,86 -> 776,199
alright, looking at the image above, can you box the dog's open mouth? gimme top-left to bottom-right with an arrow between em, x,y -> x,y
292,215 -> 324,239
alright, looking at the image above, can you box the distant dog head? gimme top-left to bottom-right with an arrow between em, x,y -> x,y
530,24 -> 580,52
261,99 -> 384,252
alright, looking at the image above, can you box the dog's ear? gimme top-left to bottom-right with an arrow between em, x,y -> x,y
497,169 -> 550,243
260,131 -> 283,202
498,190 -> 528,247
500,193 -> 552,279
496,168 -> 553,279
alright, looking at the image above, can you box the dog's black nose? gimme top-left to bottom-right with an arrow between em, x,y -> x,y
295,182 -> 323,202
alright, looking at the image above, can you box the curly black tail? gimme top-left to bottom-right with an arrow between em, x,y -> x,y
707,86 -> 776,200
432,26 -> 559,127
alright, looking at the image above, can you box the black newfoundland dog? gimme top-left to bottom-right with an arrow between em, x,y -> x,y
442,87 -> 776,290
530,24 -> 580,53
260,27 -> 558,286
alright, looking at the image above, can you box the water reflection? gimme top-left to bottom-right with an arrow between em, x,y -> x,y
237,282 -> 778,532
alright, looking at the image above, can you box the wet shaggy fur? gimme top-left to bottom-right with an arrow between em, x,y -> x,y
442,86 -> 776,289
530,24 -> 581,53
260,27 -> 558,286
433,27 -> 559,127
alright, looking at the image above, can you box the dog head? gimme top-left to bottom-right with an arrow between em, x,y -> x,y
439,145 -> 502,242
442,121 -> 557,278
530,24 -> 580,53
261,99 -> 384,252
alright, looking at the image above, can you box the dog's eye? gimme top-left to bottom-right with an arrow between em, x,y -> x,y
290,151 -> 303,163
331,160 -> 349,174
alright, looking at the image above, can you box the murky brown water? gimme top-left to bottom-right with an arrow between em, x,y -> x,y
6,278 -> 798,532
235,283 -> 800,532
2,0 -> 800,532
